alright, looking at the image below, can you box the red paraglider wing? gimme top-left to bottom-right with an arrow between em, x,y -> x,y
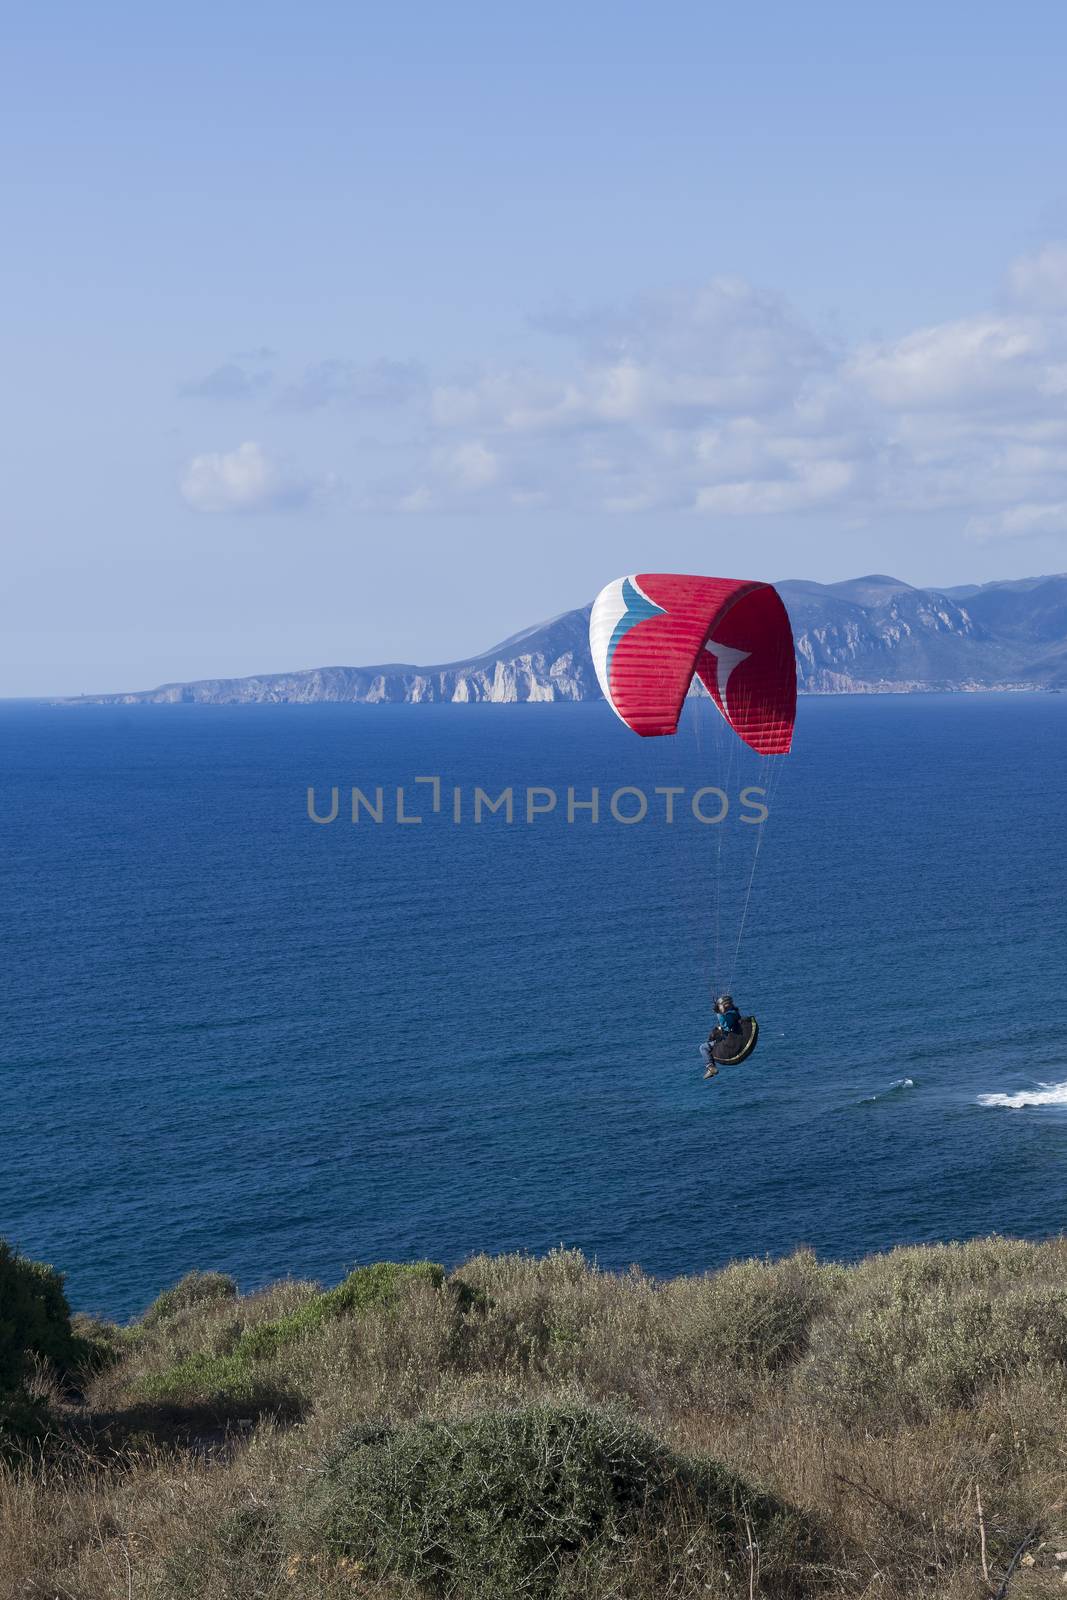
690,583 -> 796,755
588,572 -> 796,753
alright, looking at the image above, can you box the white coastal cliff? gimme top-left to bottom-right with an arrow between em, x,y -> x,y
67,574 -> 1067,705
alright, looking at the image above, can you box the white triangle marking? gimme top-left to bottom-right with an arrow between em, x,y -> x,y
704,639 -> 750,707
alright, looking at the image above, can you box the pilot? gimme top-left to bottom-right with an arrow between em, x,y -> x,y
700,995 -> 743,1079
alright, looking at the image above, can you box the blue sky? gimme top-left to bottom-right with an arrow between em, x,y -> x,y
4,0 -> 1067,694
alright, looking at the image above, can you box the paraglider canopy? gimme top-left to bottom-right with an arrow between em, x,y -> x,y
589,573 -> 796,753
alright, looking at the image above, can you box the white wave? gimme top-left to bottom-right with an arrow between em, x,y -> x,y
860,1076 -> 915,1103
978,1080 -> 1067,1110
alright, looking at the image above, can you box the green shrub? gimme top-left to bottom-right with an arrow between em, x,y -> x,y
231,1259 -> 445,1361
662,1249 -> 844,1374
801,1272 -> 1067,1423
0,1241 -> 84,1391
447,1250 -> 653,1382
849,1237 -> 1048,1299
302,1403 -> 818,1598
135,1261 -> 446,1405
69,1313 -> 126,1375
447,1272 -> 491,1317
139,1270 -> 238,1328
0,1239 -> 88,1456
449,1249 -> 839,1401
329,1259 -> 445,1313
133,1349 -> 301,1416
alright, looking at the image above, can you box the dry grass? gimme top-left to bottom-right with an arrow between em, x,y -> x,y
5,1237 -> 1067,1597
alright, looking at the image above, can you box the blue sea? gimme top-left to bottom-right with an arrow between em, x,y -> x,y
3,696 -> 1067,1322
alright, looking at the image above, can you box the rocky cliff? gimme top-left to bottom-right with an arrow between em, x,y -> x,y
68,574 -> 1067,704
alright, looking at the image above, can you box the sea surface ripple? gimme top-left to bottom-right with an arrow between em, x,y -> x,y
2,695 -> 1066,1319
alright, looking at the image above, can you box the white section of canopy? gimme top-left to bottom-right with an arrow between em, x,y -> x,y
589,574 -> 656,720
703,638 -> 751,713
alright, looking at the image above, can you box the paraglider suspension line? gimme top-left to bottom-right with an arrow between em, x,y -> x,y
729,817 -> 764,989
727,750 -> 787,991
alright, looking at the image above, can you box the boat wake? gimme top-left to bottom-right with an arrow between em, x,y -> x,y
978,1080 -> 1067,1110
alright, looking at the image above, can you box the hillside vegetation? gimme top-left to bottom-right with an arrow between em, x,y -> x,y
4,1236 -> 1067,1597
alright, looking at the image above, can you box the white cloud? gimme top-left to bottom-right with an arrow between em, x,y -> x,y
429,279 -> 832,439
391,440 -> 501,512
179,441 -> 317,514
968,501 -> 1067,541
442,440 -> 499,488
189,243 -> 1067,543
1004,243 -> 1067,313
695,458 -> 856,515
848,315 -> 1048,411
391,243 -> 1067,538
397,486 -> 433,513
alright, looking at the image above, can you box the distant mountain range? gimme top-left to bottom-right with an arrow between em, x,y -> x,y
68,573 -> 1067,704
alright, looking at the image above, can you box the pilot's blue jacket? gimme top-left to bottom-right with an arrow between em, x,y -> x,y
716,1006 -> 741,1034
